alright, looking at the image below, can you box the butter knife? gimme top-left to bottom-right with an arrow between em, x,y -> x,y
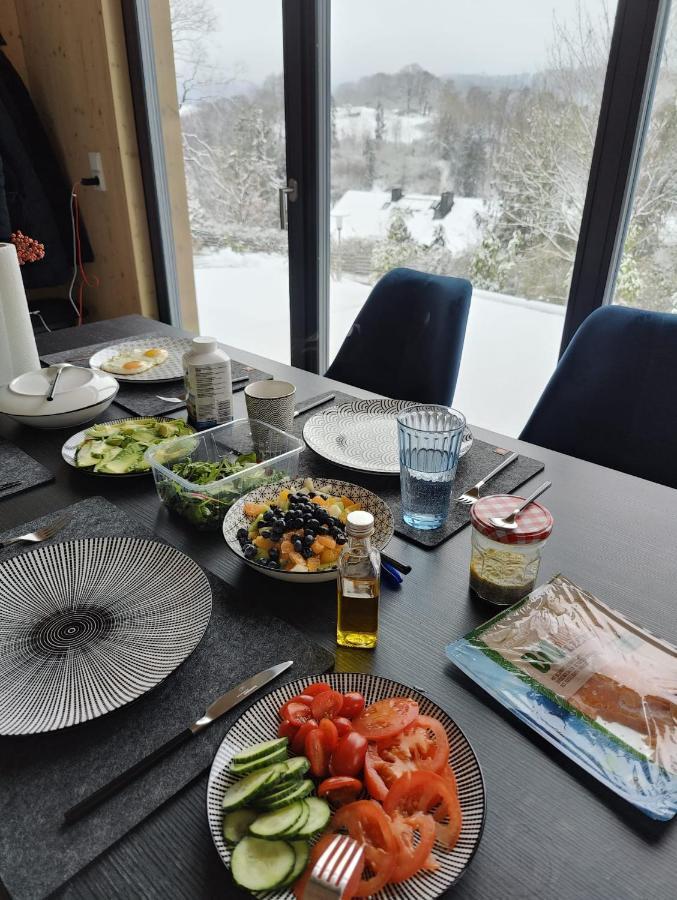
63,660 -> 293,825
294,393 -> 336,418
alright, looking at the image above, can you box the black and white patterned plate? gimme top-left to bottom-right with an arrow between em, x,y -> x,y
61,416 -> 192,477
89,335 -> 193,383
0,537 -> 212,735
223,477 -> 394,583
207,672 -> 486,898
303,399 -> 474,475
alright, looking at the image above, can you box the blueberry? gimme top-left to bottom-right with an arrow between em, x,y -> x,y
269,503 -> 278,511
259,529 -> 271,540
263,511 -> 274,522
317,524 -> 330,535
268,547 -> 279,560
268,560 -> 280,569
243,544 -> 257,559
309,518 -> 320,528
301,546 -> 313,559
336,535 -> 346,545
236,527 -> 248,541
303,534 -> 314,546
293,539 -> 303,552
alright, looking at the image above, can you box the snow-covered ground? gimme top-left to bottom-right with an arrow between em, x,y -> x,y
195,249 -> 564,437
331,190 -> 484,253
335,106 -> 428,144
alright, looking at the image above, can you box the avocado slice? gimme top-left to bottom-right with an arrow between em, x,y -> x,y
94,443 -> 146,474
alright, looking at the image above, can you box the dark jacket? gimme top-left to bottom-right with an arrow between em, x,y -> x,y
0,48 -> 93,288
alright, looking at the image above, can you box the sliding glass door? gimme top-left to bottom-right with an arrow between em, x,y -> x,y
329,0 -> 618,436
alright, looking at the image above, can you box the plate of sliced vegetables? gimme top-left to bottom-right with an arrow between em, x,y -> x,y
62,416 -> 195,476
207,672 -> 486,898
222,477 -> 394,582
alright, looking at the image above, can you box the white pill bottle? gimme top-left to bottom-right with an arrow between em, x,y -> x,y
183,336 -> 233,430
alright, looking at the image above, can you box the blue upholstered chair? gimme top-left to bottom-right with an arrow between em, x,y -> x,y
520,305 -> 677,488
325,268 -> 472,405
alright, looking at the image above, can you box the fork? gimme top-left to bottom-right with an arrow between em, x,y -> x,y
304,834 -> 364,899
0,516 -> 70,550
455,451 -> 519,505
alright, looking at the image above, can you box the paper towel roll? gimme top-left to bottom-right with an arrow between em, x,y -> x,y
0,242 -> 40,386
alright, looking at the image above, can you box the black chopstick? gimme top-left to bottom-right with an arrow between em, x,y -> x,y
380,552 -> 411,575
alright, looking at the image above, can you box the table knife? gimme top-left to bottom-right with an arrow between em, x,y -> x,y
294,393 -> 336,418
63,660 -> 293,825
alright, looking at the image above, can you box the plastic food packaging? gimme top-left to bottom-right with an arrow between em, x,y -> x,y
447,574 -> 677,820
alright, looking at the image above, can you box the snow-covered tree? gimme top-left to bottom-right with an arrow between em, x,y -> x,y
370,210 -> 418,279
374,103 -> 386,143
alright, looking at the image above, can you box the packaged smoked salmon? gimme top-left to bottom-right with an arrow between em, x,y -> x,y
447,574 -> 677,820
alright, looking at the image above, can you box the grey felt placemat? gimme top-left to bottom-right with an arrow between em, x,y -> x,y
294,392 -> 545,549
40,337 -> 273,417
0,497 -> 333,900
0,436 -> 54,501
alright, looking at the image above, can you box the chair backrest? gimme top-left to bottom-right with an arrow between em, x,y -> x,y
325,267 -> 472,405
520,305 -> 677,488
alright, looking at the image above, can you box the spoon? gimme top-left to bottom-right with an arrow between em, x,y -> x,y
46,364 -> 70,402
489,481 -> 552,530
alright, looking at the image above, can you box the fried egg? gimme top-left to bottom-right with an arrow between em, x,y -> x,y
101,354 -> 154,375
137,347 -> 168,364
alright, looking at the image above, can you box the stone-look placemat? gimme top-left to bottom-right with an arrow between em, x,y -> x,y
0,436 -> 54,501
293,392 -> 545,549
40,337 -> 273,417
0,497 -> 334,900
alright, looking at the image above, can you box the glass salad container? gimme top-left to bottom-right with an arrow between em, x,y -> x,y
145,417 -> 303,530
469,494 -> 553,605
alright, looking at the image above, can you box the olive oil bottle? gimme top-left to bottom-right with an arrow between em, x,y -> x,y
336,511 -> 381,648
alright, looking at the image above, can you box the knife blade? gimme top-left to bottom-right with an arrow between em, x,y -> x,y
63,660 -> 293,825
294,393 -> 336,418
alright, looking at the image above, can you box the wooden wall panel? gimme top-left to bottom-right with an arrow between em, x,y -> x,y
0,0 -> 29,86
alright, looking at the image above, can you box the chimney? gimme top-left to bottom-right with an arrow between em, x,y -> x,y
391,187 -> 403,203
434,191 -> 454,219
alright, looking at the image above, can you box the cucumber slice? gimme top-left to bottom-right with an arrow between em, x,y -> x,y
281,799 -> 310,837
230,745 -> 288,776
296,797 -> 331,837
249,801 -> 304,839
222,809 -> 257,844
230,836 -> 295,891
282,756 -> 310,778
279,841 -> 310,889
259,779 -> 314,810
221,768 -> 279,811
232,737 -> 288,766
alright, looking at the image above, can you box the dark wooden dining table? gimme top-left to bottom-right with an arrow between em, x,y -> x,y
0,314 -> 674,900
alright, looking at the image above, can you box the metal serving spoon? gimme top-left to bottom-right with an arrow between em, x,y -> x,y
45,364 -> 70,401
489,480 -> 552,530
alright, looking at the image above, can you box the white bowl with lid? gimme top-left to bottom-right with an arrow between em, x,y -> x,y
0,365 -> 119,429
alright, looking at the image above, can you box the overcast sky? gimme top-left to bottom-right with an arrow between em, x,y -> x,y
210,0 -> 612,85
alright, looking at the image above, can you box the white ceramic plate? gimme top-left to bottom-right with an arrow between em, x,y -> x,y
207,672 -> 486,899
0,537 -> 211,735
62,416 -> 193,477
223,477 -> 394,582
303,399 -> 473,475
89,335 -> 193,383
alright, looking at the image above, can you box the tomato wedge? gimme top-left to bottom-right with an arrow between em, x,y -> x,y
277,719 -> 298,741
388,812 -> 436,882
317,775 -> 363,805
291,718 -> 318,755
330,800 -> 398,896
340,691 -> 366,719
311,689 -> 344,720
303,682 -> 333,697
318,717 -> 339,752
280,699 -> 313,727
383,770 -> 462,850
334,716 -> 353,736
305,727 -> 330,777
330,731 -> 368,777
352,697 -> 419,741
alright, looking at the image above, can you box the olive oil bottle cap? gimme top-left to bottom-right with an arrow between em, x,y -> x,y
346,510 -> 374,536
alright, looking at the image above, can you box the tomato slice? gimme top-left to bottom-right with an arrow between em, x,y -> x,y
291,718 -> 318,755
288,693 -> 315,706
330,800 -> 397,896
334,716 -> 353,736
318,718 -> 339,752
280,699 -> 313,727
305,727 -> 330,777
340,691 -> 366,719
363,715 -> 449,800
388,812 -> 436,882
317,775 -> 363,805
294,833 -> 364,900
383,770 -> 462,850
352,697 -> 419,741
330,731 -> 368,777
311,689 -> 344,720
364,742 -> 389,801
277,719 -> 298,741
303,681 -> 333,697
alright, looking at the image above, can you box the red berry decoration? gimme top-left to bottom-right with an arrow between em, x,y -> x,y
11,231 -> 46,265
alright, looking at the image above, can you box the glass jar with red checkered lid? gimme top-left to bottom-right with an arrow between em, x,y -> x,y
469,494 -> 553,606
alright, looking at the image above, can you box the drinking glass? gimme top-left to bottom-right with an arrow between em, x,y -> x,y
397,405 -> 466,530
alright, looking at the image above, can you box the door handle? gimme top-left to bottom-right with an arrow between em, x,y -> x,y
278,178 -> 298,230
